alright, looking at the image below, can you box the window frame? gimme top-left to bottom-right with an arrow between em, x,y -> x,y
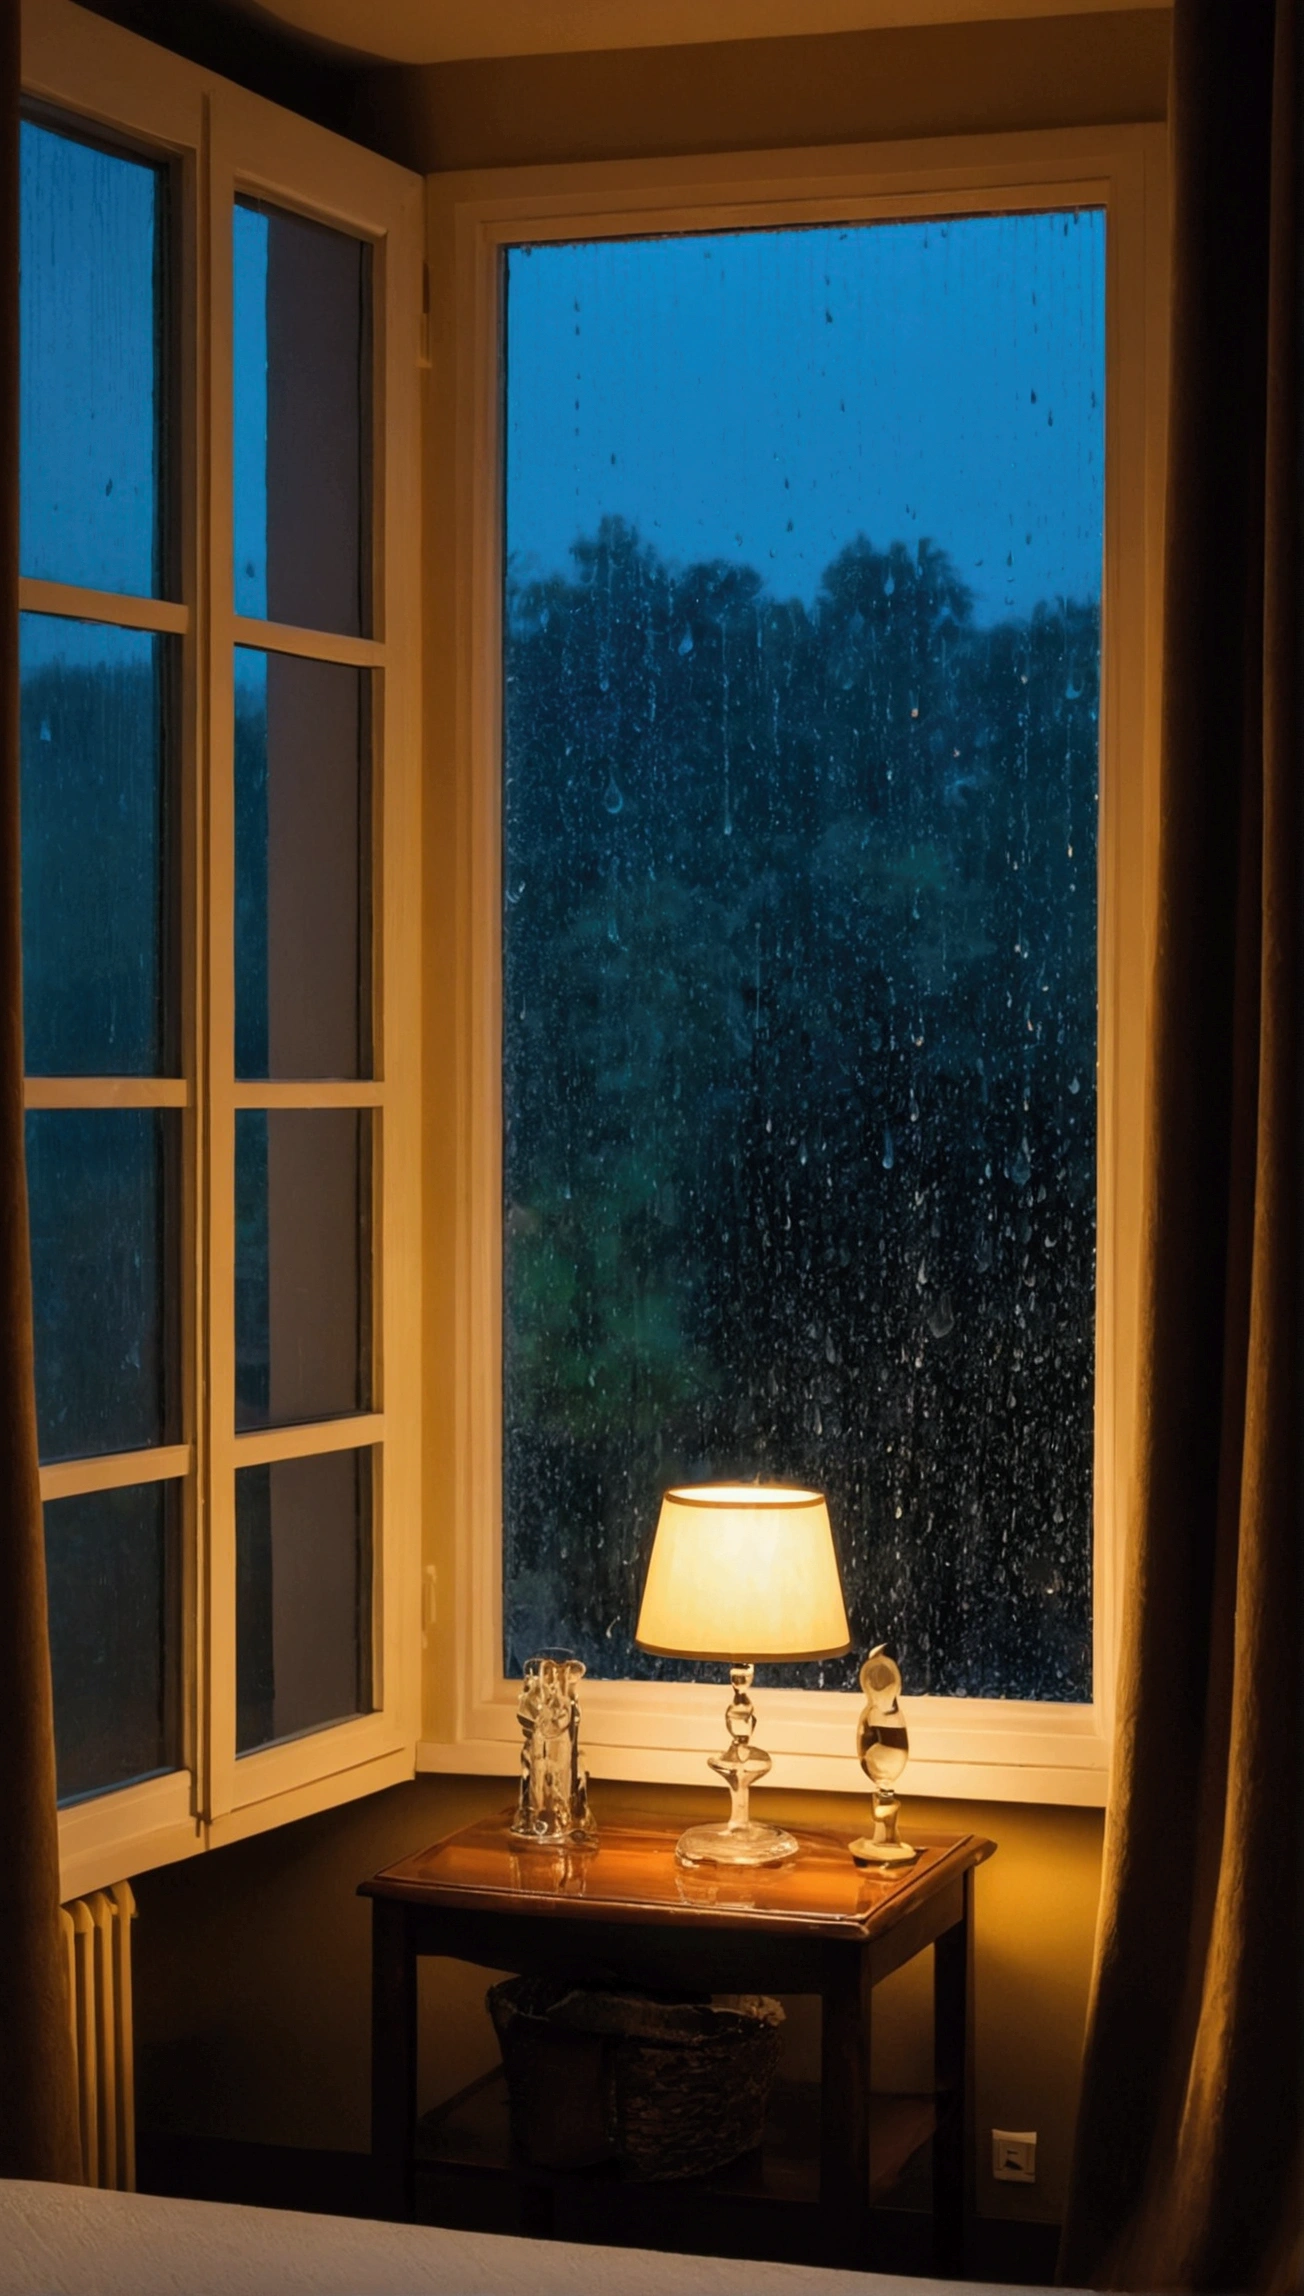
422,124 -> 1168,1807
23,0 -> 424,1900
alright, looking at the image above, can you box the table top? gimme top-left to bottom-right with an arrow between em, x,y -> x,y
361,1810 -> 994,1941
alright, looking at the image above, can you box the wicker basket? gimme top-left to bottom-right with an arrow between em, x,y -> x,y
486,1976 -> 784,2181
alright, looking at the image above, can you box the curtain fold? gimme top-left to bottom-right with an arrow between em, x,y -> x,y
0,0 -> 83,2184
1058,0 -> 1301,2288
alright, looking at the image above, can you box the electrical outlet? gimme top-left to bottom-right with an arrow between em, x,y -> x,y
992,2130 -> 1037,2183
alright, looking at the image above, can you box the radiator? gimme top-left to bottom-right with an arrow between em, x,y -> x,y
59,1883 -> 137,2191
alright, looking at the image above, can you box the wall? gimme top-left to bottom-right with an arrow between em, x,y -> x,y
110,0 -> 1149,2245
135,1773 -> 1102,2229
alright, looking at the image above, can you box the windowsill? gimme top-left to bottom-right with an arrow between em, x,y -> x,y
418,1681 -> 1110,1806
57,1769 -> 200,1903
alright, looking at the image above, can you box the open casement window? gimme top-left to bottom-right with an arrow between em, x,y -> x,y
22,0 -> 422,1901
424,128 -> 1167,1807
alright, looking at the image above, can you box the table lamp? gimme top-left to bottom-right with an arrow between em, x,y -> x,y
635,1483 -> 851,1868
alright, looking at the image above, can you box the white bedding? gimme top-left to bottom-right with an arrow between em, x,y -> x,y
0,2180 -> 1056,2296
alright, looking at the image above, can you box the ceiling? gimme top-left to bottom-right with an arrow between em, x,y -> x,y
239,0 -> 1165,67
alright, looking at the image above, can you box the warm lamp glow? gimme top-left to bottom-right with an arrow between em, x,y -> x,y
635,1483 -> 850,1662
635,1483 -> 850,1869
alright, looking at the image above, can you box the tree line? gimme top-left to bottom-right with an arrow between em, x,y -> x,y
502,518 -> 1098,1701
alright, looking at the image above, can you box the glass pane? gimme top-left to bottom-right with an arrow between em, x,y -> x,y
233,199 -> 371,635
20,119 -> 165,597
21,614 -> 173,1075
234,649 -> 370,1078
235,1109 -> 370,1431
502,212 -> 1104,1702
45,1480 -> 181,1804
236,1447 -> 372,1753
27,1109 -> 176,1462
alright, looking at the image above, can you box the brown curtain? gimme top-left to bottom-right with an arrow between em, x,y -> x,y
0,0 -> 82,2184
1058,0 -> 1301,2289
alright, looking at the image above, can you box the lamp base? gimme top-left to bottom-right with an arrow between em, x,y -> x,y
848,1785 -> 918,1868
848,1833 -> 919,1867
675,1819 -> 799,1868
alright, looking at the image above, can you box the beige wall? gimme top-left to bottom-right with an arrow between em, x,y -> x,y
134,1774 -> 1102,2227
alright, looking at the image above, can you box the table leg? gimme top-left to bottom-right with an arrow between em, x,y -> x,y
371,1898 -> 417,2222
820,1951 -> 873,2268
932,1866 -> 974,2277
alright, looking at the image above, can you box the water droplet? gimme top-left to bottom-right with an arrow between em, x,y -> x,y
1011,1141 -> 1032,1187
928,1293 -> 955,1340
882,1127 -> 895,1171
603,772 -> 624,815
677,627 -> 694,656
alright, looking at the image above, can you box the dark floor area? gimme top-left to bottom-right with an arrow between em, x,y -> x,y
138,2132 -> 1062,2285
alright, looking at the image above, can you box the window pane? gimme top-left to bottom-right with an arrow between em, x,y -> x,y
233,199 -> 371,635
20,119 -> 165,597
235,649 -> 370,1079
502,213 -> 1103,1702
27,1109 -> 177,1462
235,1109 -> 370,1431
236,1446 -> 373,1753
21,614 -> 173,1075
45,1480 -> 181,1803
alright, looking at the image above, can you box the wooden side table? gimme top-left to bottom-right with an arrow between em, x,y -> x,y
361,1811 -> 994,2274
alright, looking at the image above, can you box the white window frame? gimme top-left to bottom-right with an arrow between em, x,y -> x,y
421,124 -> 1168,1808
23,0 -> 425,1900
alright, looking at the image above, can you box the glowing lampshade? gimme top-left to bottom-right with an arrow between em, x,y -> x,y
635,1483 -> 850,1662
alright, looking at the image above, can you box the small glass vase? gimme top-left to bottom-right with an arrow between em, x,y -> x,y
509,1653 -> 596,1848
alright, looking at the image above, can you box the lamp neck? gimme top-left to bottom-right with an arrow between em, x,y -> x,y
708,1662 -> 772,1832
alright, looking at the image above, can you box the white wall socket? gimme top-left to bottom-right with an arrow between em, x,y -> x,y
992,2130 -> 1037,2183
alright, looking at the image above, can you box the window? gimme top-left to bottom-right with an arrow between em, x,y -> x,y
501,211 -> 1103,1707
24,0 -> 422,1900
425,126 -> 1165,1803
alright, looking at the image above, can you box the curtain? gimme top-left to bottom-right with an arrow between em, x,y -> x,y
1058,1 -> 1301,2289
0,0 -> 82,2184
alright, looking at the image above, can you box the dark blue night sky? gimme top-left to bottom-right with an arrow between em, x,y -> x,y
507,209 -> 1104,623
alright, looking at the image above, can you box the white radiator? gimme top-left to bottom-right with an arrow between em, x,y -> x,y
59,1883 -> 137,2190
